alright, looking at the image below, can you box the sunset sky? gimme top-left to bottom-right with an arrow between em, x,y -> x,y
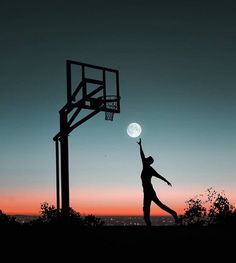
1,0 -> 236,216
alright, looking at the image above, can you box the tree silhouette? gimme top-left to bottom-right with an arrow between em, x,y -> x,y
181,188 -> 236,226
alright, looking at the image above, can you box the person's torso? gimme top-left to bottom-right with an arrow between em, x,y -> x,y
141,165 -> 155,192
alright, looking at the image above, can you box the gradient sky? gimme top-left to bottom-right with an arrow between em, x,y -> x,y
1,0 -> 236,216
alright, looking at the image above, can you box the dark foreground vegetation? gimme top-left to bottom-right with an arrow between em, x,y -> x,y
1,188 -> 235,259
1,223 -> 235,260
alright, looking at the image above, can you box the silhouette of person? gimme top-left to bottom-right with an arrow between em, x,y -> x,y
137,138 -> 178,226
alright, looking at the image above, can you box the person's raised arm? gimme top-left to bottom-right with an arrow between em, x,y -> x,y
151,167 -> 172,187
137,138 -> 145,165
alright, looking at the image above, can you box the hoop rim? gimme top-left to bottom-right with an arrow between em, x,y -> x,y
100,95 -> 120,103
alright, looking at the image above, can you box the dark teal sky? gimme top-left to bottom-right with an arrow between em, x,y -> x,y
0,0 -> 236,215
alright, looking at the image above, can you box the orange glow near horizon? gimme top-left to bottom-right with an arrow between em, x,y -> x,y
1,186 -> 235,216
70,187 -> 186,216
0,188 -> 54,215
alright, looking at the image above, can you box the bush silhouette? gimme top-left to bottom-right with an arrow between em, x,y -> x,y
31,202 -> 104,227
181,188 -> 236,226
83,214 -> 105,227
181,197 -> 207,226
0,210 -> 18,227
207,188 -> 236,225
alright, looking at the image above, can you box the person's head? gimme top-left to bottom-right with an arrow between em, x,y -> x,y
145,156 -> 154,165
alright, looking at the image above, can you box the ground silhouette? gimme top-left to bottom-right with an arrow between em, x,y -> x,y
1,189 -> 235,259
0,210 -> 235,260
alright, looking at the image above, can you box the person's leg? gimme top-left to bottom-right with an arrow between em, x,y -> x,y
152,194 -> 178,223
143,195 -> 152,227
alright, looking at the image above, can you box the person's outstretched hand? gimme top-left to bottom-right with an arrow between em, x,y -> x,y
137,138 -> 142,145
167,181 -> 172,187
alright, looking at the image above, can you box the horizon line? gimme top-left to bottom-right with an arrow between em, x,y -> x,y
10,213 -> 174,218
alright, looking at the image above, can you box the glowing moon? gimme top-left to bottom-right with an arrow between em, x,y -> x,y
127,123 -> 142,138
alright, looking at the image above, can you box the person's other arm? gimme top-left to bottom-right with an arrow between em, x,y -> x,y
151,167 -> 172,187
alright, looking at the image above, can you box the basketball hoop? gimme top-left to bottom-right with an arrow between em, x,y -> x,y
104,95 -> 119,121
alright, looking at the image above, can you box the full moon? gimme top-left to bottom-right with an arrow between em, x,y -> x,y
127,123 -> 142,138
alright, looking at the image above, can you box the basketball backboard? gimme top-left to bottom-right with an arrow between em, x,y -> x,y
66,60 -> 120,116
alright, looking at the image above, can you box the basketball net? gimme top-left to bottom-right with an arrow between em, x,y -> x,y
105,97 -> 117,121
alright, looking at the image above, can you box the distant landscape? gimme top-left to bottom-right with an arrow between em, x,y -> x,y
2,187 -> 235,228
13,214 -> 175,226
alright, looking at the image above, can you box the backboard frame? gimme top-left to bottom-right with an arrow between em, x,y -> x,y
66,60 -> 120,114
